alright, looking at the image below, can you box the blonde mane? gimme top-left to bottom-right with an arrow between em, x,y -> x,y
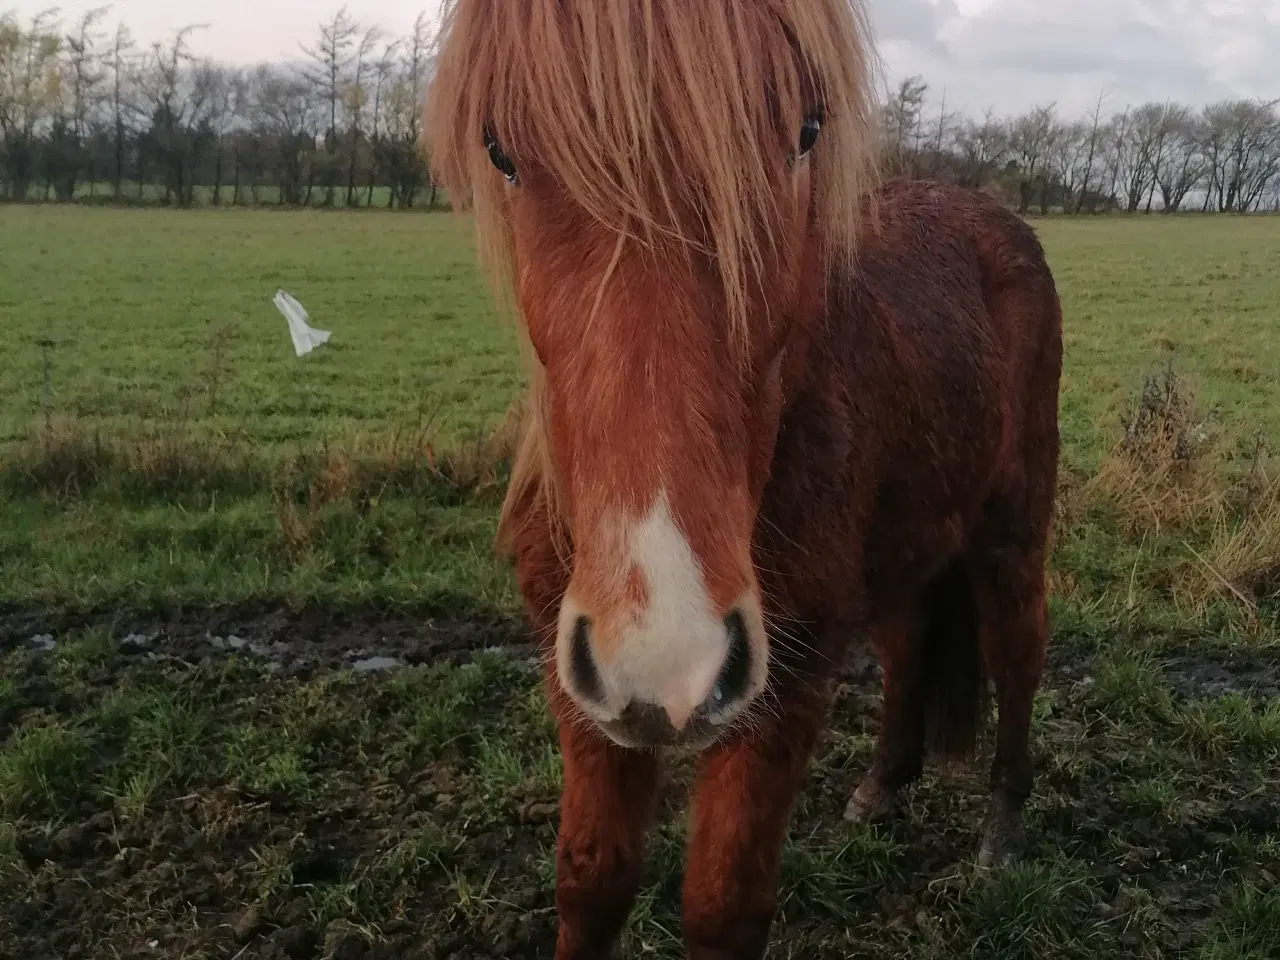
423,0 -> 882,555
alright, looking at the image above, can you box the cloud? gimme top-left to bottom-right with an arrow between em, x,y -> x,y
866,0 -> 1280,116
10,0 -> 1280,120
870,0 -> 961,55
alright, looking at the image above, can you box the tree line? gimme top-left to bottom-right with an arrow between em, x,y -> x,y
881,77 -> 1280,214
3,6 -> 1279,214
1,7 -> 437,208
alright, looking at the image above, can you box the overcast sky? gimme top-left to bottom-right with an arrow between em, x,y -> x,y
7,0 -> 1280,118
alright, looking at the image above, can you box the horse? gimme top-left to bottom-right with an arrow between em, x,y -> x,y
425,1 -> 1063,956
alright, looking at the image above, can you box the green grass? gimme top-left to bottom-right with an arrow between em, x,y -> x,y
2,207 -> 1279,617
4,209 -> 1278,465
1,204 -> 530,614
0,204 -> 520,449
1044,215 -> 1280,466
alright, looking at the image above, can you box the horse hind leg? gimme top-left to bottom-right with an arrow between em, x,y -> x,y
843,608 -> 928,824
845,531 -> 1047,868
968,501 -> 1051,867
844,560 -> 985,825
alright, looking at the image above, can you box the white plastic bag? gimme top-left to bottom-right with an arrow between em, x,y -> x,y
273,289 -> 332,357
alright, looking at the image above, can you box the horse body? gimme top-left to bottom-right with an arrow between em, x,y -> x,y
504,178 -> 1062,957
763,178 -> 1060,630
425,2 -> 1062,955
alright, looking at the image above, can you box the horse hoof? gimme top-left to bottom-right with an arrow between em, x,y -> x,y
977,816 -> 1024,868
843,780 -> 900,825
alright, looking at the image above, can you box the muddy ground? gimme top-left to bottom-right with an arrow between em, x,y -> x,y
2,608 -> 1278,959
6,605 -> 1278,698
0,605 -> 538,676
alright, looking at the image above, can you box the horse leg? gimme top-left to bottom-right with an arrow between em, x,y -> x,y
969,542 -> 1048,868
506,484 -> 660,956
550,690 -> 661,959
681,683 -> 828,959
843,612 -> 927,824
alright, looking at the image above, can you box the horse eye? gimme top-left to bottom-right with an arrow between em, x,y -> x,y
483,128 -> 518,184
797,112 -> 822,158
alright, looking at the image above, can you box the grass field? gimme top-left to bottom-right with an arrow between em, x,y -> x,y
1,205 -> 1278,958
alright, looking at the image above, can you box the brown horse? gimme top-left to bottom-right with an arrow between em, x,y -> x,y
426,0 -> 1062,956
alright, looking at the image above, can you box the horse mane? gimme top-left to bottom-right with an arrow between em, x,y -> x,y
423,0 -> 882,556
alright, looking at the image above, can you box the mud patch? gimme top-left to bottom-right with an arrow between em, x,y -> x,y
1046,642 -> 1280,702
6,606 -> 1276,704
1,636 -> 561,960
1159,652 -> 1280,702
0,603 -> 537,677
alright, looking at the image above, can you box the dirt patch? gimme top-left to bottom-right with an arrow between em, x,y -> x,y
6,605 -> 1276,705
1046,642 -> 1280,702
0,604 -> 537,677
1159,653 -> 1280,702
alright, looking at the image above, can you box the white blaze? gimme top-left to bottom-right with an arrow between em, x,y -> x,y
557,489 -> 733,730
621,491 -> 730,727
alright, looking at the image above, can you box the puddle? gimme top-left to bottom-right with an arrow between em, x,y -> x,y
27,633 -> 56,652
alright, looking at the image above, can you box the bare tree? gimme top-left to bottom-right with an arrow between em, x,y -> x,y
880,75 -> 929,177
1111,103 -> 1173,212
1072,90 -> 1107,212
1142,103 -> 1182,212
0,12 -> 25,194
340,25 -> 380,206
1051,121 -> 1088,213
365,37 -> 400,207
952,107 -> 1008,189
920,89 -> 963,180
104,20 -> 137,197
0,8 -> 63,199
1154,106 -> 1204,212
253,64 -> 317,206
196,63 -> 242,205
1009,104 -> 1057,214
1201,99 -> 1280,212
224,69 -> 252,204
48,7 -> 110,200
375,11 -> 434,208
135,25 -> 213,206
301,7 -> 357,206
1265,173 -> 1280,212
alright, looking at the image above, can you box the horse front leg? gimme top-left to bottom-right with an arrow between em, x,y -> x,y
551,686 -> 661,959
508,495 -> 660,956
681,684 -> 828,960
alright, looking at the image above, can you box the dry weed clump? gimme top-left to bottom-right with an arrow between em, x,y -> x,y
268,405 -> 523,560
407,394 -> 525,494
1073,364 -> 1279,623
3,412 -> 260,499
1051,466 -> 1087,537
5,324 -> 244,499
1175,463 -> 1280,618
6,392 -> 521,502
4,393 -> 523,564
1083,364 -> 1222,537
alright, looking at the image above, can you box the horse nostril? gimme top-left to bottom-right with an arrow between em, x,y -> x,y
568,615 -> 606,705
712,609 -> 752,708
